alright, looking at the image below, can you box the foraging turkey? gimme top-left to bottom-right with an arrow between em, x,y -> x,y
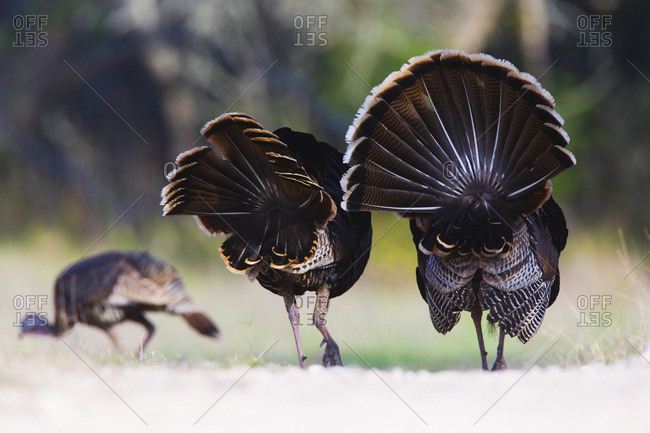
161,113 -> 372,367
341,50 -> 575,370
20,251 -> 220,357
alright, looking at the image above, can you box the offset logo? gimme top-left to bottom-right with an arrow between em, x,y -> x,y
13,295 -> 49,327
293,15 -> 328,47
577,294 -> 612,327
163,161 -> 178,179
13,15 -> 48,47
294,294 -> 327,325
577,15 -> 612,47
443,161 -> 458,180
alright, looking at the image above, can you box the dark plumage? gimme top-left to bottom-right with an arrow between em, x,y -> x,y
341,50 -> 575,370
161,113 -> 372,367
20,251 -> 220,357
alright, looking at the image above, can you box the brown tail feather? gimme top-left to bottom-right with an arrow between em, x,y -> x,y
161,113 -> 337,275
181,312 -> 221,339
342,49 -> 576,257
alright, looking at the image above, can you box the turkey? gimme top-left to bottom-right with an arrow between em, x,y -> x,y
341,50 -> 575,370
20,251 -> 220,357
161,113 -> 372,367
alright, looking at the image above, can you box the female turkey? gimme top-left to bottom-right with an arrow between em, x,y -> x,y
20,251 -> 220,357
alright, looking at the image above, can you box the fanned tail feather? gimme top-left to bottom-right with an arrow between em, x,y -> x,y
161,113 -> 336,273
342,50 -> 576,256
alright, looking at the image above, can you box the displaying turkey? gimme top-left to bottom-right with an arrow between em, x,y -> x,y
341,50 -> 575,370
161,113 -> 372,367
20,251 -> 220,357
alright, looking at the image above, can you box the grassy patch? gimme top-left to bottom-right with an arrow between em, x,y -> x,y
1,226 -> 648,371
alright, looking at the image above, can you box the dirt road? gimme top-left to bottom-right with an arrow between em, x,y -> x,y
2,353 -> 648,433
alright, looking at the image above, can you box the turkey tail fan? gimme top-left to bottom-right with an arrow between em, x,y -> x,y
161,113 -> 337,274
342,50 -> 576,256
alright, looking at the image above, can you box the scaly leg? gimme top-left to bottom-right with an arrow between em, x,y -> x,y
470,305 -> 489,371
313,286 -> 342,367
491,327 -> 508,371
284,294 -> 306,368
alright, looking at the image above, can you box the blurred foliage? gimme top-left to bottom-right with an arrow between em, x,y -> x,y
0,0 -> 648,250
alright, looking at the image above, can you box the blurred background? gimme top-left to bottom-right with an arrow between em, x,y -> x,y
1,0 -> 648,370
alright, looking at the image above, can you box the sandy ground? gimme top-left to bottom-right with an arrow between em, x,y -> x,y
1,352 -> 649,433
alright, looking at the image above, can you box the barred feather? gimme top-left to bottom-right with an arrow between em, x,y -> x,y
350,50 -> 574,353
161,113 -> 337,274
342,50 -> 575,256
161,113 -> 373,367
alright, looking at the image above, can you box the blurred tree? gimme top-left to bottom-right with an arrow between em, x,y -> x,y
0,0 -> 647,243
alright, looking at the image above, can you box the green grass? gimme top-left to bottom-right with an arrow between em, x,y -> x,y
1,224 -> 648,371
